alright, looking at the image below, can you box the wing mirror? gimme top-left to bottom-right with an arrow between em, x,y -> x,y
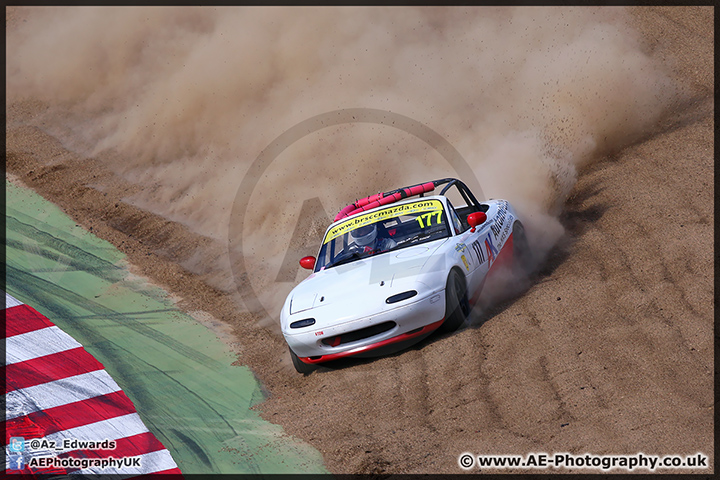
299,256 -> 316,270
467,212 -> 487,232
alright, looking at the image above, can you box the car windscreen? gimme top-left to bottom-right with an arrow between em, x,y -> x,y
316,199 -> 450,271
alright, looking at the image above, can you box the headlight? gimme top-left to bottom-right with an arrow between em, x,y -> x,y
386,290 -> 418,304
290,318 -> 316,329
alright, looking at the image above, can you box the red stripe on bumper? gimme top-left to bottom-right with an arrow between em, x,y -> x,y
299,317 -> 445,364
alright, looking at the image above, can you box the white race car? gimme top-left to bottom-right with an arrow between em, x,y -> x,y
281,178 -> 530,374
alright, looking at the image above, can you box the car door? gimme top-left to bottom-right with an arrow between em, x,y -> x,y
445,199 -> 492,302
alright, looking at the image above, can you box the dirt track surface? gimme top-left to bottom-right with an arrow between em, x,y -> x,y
6,6 -> 713,474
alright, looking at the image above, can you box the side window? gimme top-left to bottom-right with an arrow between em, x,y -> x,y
445,200 -> 464,234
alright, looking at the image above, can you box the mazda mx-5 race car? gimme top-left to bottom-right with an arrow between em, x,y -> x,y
281,178 -> 531,374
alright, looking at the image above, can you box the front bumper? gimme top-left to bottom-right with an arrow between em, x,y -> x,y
283,290 -> 446,361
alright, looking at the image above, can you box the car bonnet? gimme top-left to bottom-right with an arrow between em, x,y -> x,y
288,240 -> 449,316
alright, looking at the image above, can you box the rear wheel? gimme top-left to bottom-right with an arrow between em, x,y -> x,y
439,269 -> 470,333
289,346 -> 316,375
512,221 -> 533,277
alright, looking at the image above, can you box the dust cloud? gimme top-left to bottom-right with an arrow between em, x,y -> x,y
6,6 -> 678,319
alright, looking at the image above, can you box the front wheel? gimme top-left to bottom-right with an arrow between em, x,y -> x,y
289,346 -> 316,375
438,269 -> 469,333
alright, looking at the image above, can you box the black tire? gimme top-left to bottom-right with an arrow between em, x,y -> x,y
289,346 -> 316,375
439,269 -> 470,333
512,221 -> 534,277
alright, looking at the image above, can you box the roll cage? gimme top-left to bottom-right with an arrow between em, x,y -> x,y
335,177 -> 488,231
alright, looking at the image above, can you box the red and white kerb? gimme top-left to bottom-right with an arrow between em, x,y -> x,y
3,292 -> 182,476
